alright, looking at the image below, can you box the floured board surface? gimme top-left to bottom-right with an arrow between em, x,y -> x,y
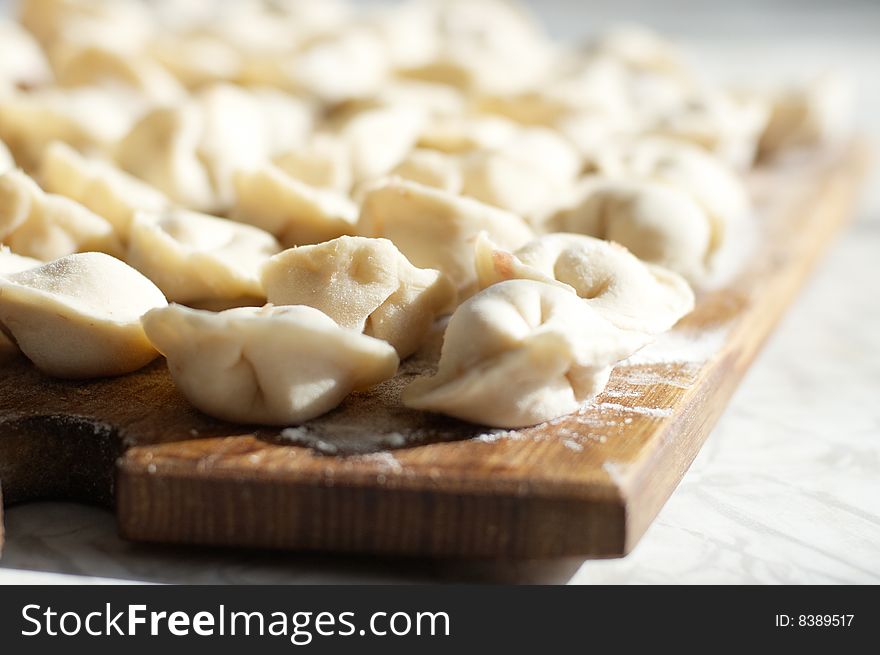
0,143 -> 870,558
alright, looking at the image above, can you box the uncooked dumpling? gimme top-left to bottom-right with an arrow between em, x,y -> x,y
40,141 -> 169,239
52,44 -> 185,105
402,279 -> 649,428
337,104 -> 424,184
593,137 -> 751,236
0,19 -> 52,96
0,246 -> 41,275
127,209 -> 280,305
262,236 -> 456,358
758,74 -> 854,158
460,127 -> 582,220
475,233 -> 694,334
358,178 -> 534,295
550,178 -> 716,284
231,164 -> 358,247
115,104 -> 217,212
390,149 -> 463,193
116,86 -> 313,212
273,134 -> 352,192
0,252 -> 166,378
0,141 -> 12,173
0,169 -> 122,261
0,246 -> 40,356
0,87 -> 140,171
141,304 -> 399,425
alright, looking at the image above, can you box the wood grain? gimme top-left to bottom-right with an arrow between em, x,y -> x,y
0,143 -> 870,558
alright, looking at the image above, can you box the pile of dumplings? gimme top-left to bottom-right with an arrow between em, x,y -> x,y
0,0 -> 852,429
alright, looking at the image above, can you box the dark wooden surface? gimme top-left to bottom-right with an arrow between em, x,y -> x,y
0,143 -> 870,558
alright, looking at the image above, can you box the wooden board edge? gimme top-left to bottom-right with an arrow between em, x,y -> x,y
620,140 -> 872,554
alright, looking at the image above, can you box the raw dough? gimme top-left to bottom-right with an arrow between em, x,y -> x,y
142,304 -> 399,425
40,141 -> 169,239
475,233 -> 694,334
127,209 -> 279,304
0,168 -> 122,261
263,236 -> 455,358
0,252 -> 166,378
402,279 -> 649,428
358,178 -> 534,295
231,164 -> 358,247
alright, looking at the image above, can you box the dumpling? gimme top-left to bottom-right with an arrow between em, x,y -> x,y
593,137 -> 751,232
337,105 -> 425,184
0,140 -> 12,173
51,44 -> 185,105
194,84 -> 314,206
262,236 -> 456,358
280,28 -> 390,104
0,252 -> 166,378
0,169 -> 122,261
398,0 -> 554,95
460,128 -> 582,221
358,178 -> 534,295
116,86 -> 314,212
141,304 -> 399,425
0,246 -> 41,356
643,89 -> 769,170
127,209 -> 280,305
40,141 -> 169,239
273,134 -> 352,192
115,104 -> 216,212
758,74 -> 854,158
402,279 -> 649,428
19,0 -> 156,53
0,246 -> 41,274
390,149 -> 463,193
0,19 -> 52,96
550,178 -> 715,285
418,114 -> 518,154
0,87 -> 142,171
231,164 -> 358,247
475,233 -> 694,334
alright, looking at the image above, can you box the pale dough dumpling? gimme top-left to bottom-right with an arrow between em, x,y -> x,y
0,87 -> 141,171
0,246 -> 41,356
461,128 -> 582,220
40,141 -> 169,239
338,105 -> 425,184
358,178 -> 534,295
273,134 -> 352,192
0,141 -> 12,173
0,19 -> 52,96
115,104 -> 216,212
0,246 -> 41,275
390,149 -> 463,193
231,164 -> 358,247
116,86 -> 314,212
0,169 -> 122,261
475,233 -> 694,334
0,252 -> 166,378
51,44 -> 185,105
262,236 -> 456,358
402,279 -> 649,428
758,73 -> 854,158
127,209 -> 280,305
142,304 -> 399,425
593,137 -> 751,235
551,178 -> 716,284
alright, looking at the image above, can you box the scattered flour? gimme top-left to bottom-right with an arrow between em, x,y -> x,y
623,327 -> 728,366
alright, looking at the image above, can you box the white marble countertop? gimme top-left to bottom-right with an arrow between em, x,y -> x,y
0,4 -> 878,585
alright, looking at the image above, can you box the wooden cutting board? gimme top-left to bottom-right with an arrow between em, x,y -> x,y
0,143 -> 870,559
